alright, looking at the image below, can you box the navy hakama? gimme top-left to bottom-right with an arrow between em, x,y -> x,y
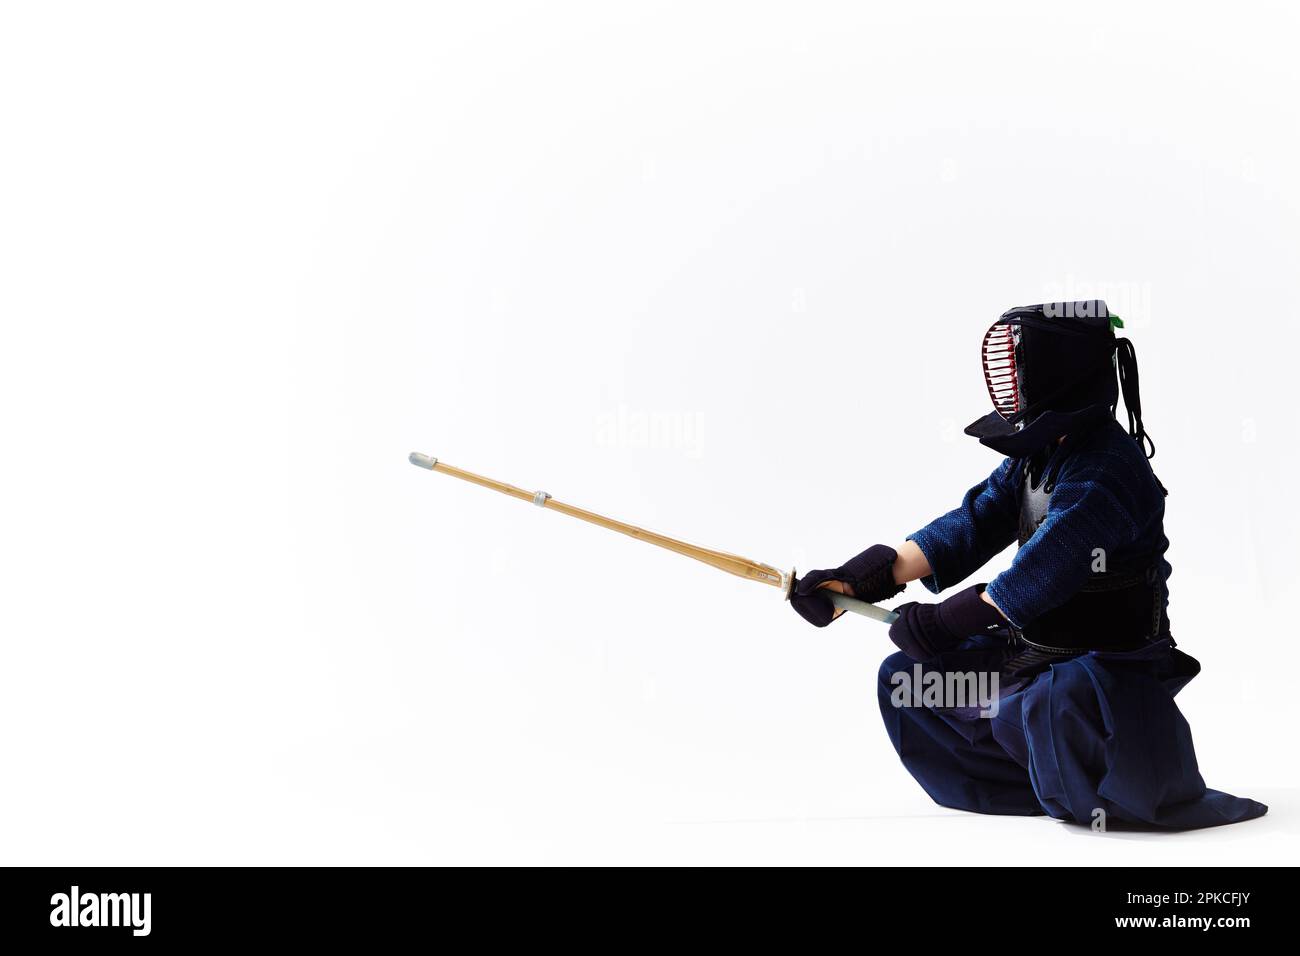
876,636 -> 1267,829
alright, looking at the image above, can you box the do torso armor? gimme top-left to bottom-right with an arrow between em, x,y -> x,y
1012,457 -> 1165,653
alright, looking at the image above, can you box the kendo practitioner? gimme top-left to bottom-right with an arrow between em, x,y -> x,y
792,301 -> 1266,829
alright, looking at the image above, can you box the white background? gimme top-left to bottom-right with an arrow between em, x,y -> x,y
2,2 -> 1297,865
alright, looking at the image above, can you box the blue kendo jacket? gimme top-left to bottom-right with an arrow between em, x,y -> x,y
906,418 -> 1171,631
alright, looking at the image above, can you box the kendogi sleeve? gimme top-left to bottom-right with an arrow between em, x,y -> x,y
983,456 -> 1144,629
906,458 -> 1020,594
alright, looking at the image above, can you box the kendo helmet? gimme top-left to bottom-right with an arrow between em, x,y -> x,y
964,300 -> 1154,459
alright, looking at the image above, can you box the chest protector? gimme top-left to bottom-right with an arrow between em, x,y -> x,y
1013,464 -> 1165,652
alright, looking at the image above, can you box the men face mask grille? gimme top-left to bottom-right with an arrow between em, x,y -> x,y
981,323 -> 1023,419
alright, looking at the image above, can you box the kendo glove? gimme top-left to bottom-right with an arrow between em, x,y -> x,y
887,584 -> 1005,661
791,544 -> 906,627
